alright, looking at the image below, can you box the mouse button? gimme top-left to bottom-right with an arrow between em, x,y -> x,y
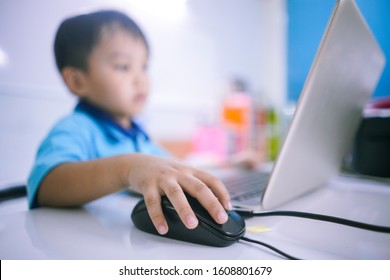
132,199 -> 147,216
196,211 -> 245,238
168,194 -> 217,225
228,210 -> 246,227
131,203 -> 158,235
185,194 -> 210,215
161,196 -> 175,210
219,211 -> 246,237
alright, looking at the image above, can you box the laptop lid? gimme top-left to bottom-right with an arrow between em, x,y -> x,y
261,0 -> 385,209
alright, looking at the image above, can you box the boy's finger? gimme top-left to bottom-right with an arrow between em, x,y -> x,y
164,183 -> 199,230
179,174 -> 229,225
192,169 -> 232,211
143,192 -> 168,235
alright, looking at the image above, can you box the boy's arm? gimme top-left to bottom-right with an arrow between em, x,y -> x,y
37,155 -> 132,207
38,153 -> 232,235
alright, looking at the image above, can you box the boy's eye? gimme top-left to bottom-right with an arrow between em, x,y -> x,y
115,64 -> 130,71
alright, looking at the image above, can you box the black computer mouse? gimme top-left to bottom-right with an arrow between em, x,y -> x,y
131,194 -> 246,247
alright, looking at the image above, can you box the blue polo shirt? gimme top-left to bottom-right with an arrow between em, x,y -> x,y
27,100 -> 168,208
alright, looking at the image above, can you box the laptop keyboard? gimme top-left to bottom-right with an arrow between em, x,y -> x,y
222,170 -> 270,202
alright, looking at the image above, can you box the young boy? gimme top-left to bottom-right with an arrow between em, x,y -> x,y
27,10 -> 232,236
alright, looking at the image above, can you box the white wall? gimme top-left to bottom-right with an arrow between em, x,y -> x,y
0,0 -> 286,186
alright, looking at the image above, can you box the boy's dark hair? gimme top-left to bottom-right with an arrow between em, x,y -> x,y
54,10 -> 149,72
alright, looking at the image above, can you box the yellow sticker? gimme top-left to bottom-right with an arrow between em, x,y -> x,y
246,225 -> 272,234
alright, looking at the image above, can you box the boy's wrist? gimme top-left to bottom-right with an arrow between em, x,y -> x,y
118,154 -> 136,189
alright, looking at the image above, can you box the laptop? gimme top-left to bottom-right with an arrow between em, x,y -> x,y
220,0 -> 386,210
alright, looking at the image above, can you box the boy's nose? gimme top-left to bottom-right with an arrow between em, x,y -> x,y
132,72 -> 148,89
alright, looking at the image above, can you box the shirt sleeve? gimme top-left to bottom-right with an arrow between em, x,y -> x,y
27,117 -> 91,209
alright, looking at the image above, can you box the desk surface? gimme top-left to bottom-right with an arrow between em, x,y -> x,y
1,175 -> 390,260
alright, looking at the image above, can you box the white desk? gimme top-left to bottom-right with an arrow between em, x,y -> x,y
1,175 -> 390,260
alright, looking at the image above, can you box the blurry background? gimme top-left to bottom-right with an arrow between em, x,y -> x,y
0,0 -> 389,188
288,0 -> 390,102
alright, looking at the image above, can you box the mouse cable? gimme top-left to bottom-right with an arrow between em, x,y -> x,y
234,209 -> 390,233
0,185 -> 27,203
240,236 -> 301,260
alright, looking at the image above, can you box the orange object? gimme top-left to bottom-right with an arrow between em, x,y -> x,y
222,93 -> 251,129
221,93 -> 252,153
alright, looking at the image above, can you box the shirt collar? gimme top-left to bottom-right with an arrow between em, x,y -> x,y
75,99 -> 150,141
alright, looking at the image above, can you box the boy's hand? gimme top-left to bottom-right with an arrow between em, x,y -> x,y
226,149 -> 264,170
126,154 -> 232,235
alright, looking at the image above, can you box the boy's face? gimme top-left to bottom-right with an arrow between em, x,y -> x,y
80,27 -> 149,127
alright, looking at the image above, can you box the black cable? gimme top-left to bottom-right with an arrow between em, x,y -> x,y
0,185 -> 27,203
240,236 -> 301,260
235,209 -> 390,233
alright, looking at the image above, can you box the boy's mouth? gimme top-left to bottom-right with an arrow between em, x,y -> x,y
133,93 -> 147,103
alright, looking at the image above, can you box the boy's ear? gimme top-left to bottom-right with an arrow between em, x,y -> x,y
61,67 -> 89,97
